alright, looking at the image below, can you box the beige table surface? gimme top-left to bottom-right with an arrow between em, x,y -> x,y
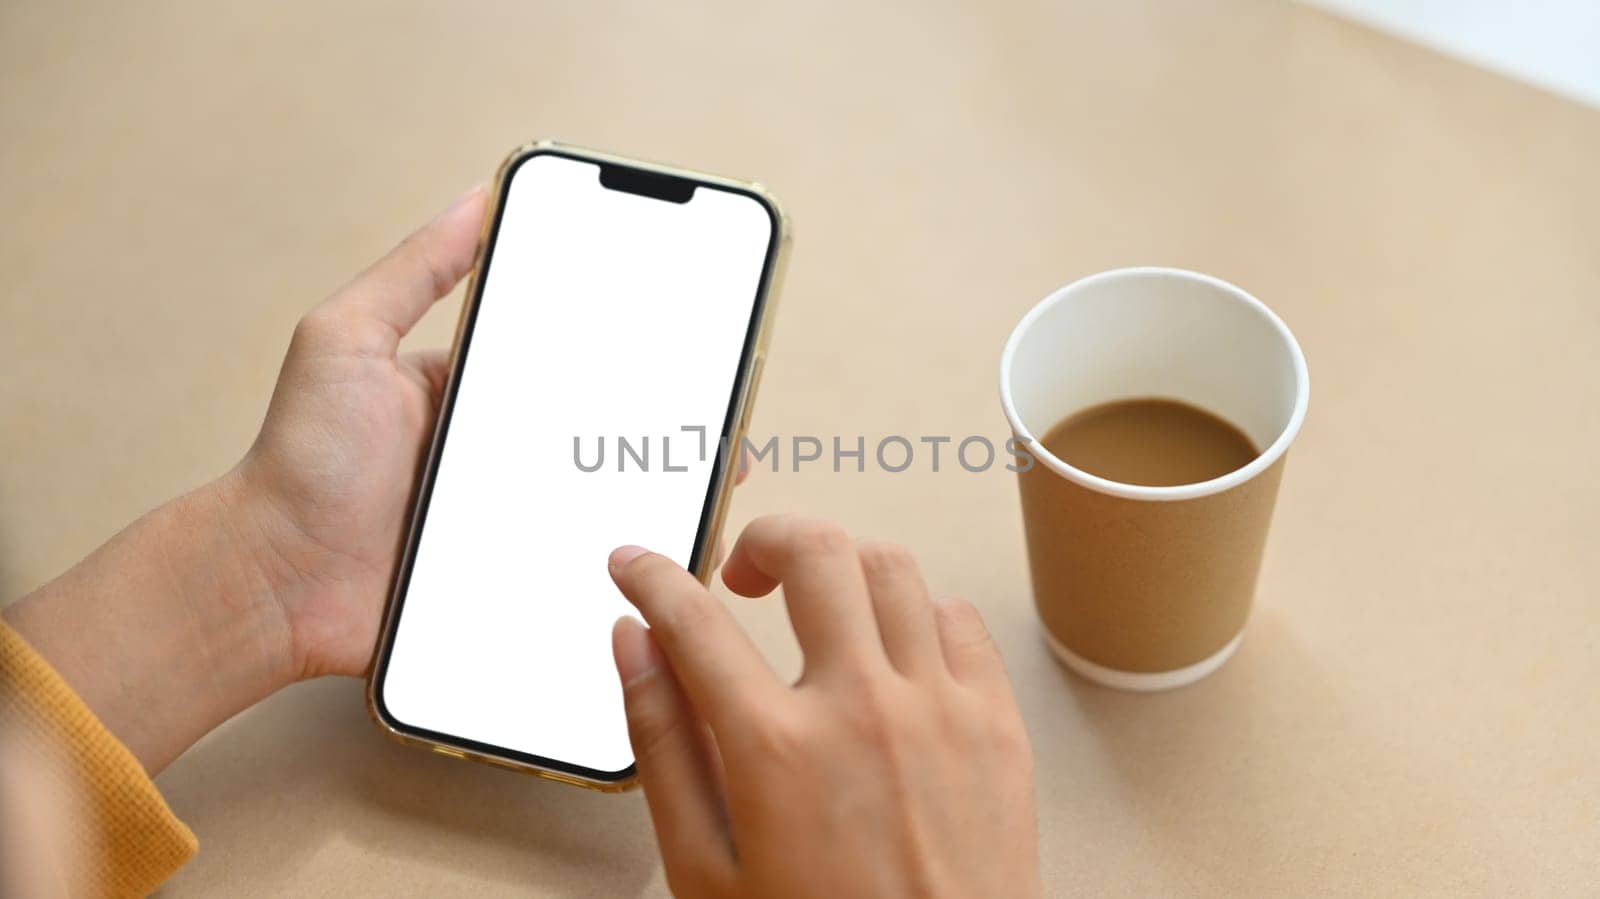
3,1 -> 1597,895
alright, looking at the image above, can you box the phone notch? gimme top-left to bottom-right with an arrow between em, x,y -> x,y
597,163 -> 697,204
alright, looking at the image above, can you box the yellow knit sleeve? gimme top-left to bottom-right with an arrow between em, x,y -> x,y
0,619 -> 197,898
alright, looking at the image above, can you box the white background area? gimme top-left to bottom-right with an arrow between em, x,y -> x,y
1300,0 -> 1600,109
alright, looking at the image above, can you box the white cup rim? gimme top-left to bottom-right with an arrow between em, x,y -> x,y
998,267 -> 1310,502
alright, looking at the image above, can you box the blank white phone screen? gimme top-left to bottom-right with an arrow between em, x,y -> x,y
379,152 -> 774,775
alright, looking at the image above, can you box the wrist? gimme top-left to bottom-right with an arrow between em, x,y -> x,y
3,472 -> 299,773
225,454 -> 363,681
204,466 -> 307,686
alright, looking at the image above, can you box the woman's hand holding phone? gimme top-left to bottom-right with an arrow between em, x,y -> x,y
4,187 -> 492,773
608,516 -> 1043,899
237,186 -> 491,682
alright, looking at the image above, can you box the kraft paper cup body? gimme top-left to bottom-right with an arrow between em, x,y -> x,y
999,268 -> 1309,691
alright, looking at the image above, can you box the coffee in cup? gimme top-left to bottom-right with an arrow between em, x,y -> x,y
999,268 -> 1309,690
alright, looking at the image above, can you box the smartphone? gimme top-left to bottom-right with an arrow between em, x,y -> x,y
367,141 -> 788,789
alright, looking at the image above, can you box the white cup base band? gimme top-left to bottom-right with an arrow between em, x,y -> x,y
1042,627 -> 1245,692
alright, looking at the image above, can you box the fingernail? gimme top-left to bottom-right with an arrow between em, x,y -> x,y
609,545 -> 649,572
612,616 -> 661,686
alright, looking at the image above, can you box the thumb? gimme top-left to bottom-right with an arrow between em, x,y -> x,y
314,186 -> 488,355
613,617 -> 734,892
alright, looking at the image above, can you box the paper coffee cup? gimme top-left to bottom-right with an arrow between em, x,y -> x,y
999,268 -> 1309,691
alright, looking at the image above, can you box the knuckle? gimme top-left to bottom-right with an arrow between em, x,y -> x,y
842,673 -> 915,747
290,307 -> 337,347
857,539 -> 918,577
788,519 -> 854,558
943,693 -> 1030,764
854,667 -> 902,710
937,597 -> 991,643
857,705 -> 903,753
745,512 -> 788,532
395,232 -> 454,299
653,587 -> 721,642
743,709 -> 807,766
994,717 -> 1035,770
292,305 -> 392,357
1010,726 -> 1036,766
621,678 -> 683,760
986,704 -> 1030,751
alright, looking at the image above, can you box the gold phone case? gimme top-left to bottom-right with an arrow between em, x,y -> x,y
365,140 -> 791,791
